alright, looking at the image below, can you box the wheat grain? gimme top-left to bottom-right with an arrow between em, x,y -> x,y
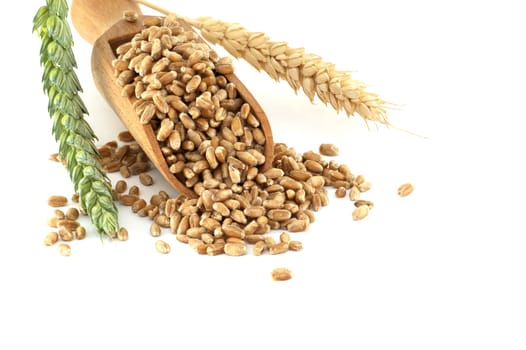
271,267 -> 293,281
354,200 -> 374,210
123,10 -> 139,23
335,186 -> 347,198
398,183 -> 414,197
155,240 -> 171,254
44,232 -> 59,246
352,205 -> 369,221
57,243 -> 71,257
224,242 -> 247,256
86,128 -> 377,261
48,196 -> 68,208
288,240 -> 303,251
139,172 -> 154,186
319,143 -> 339,156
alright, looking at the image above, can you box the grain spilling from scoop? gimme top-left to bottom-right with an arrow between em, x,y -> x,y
112,16 -> 271,198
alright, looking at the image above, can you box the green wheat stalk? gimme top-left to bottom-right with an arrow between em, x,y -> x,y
33,0 -> 119,237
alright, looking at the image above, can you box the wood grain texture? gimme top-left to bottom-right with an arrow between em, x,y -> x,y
71,0 -> 142,44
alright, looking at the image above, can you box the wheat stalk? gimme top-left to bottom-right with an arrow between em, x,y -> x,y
33,0 -> 119,237
135,0 -> 390,125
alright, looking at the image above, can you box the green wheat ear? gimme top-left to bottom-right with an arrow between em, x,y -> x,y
33,0 -> 119,237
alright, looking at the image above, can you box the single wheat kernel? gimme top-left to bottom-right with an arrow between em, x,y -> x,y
398,183 -> 414,197
195,243 -> 208,255
328,160 -> 339,170
119,165 -> 131,178
286,219 -> 308,232
155,240 -> 171,254
253,240 -> 266,256
75,226 -> 87,240
308,175 -> 325,188
119,194 -> 139,206
302,209 -> 316,223
128,185 -> 140,196
201,233 -> 214,244
358,181 -> 372,193
117,227 -> 129,241
44,232 -> 59,246
175,234 -> 189,244
117,130 -> 135,142
244,221 -> 259,235
58,227 -> 74,242
349,186 -> 361,201
132,198 -> 147,213
352,205 -> 369,221
150,223 -> 162,237
225,237 -> 246,245
244,205 -> 266,218
222,224 -> 245,239
230,209 -> 247,224
57,219 -> 80,232
123,10 -> 139,22
186,227 -> 205,239
104,160 -> 121,173
269,242 -> 289,255
154,214 -> 170,228
304,160 -> 324,174
271,267 -> 292,281
159,190 -> 170,202
319,143 -> 339,156
245,234 -> 264,244
335,186 -> 347,198
264,168 -> 285,179
115,180 -> 127,193
48,195 -> 68,207
354,174 -> 365,185
206,243 -> 225,256
279,232 -> 291,243
254,222 -> 272,235
139,172 -> 154,186
224,242 -> 247,256
57,243 -> 71,257
65,207 -> 80,221
288,240 -> 303,251
213,202 -> 231,217
263,236 -> 277,248
187,238 -> 203,251
267,209 -> 292,221
130,162 -> 151,175
354,200 -> 374,209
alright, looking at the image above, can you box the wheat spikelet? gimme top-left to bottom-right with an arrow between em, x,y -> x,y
134,0 -> 389,124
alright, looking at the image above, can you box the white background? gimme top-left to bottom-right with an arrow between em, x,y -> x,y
1,0 -> 525,349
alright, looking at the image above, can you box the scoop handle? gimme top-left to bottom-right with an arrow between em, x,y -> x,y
71,0 -> 142,44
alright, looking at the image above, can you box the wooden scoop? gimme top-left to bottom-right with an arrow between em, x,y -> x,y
71,0 -> 274,198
